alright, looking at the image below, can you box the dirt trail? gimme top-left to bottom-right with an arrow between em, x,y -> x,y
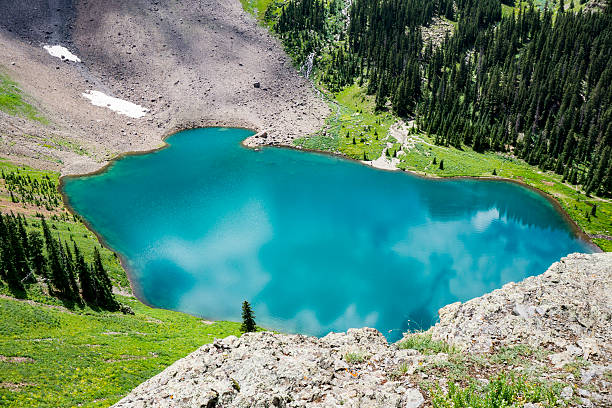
364,120 -> 434,171
0,0 -> 330,175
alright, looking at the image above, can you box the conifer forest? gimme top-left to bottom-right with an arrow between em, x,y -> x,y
275,0 -> 612,197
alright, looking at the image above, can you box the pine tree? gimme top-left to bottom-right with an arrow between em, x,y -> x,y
7,214 -> 29,283
74,244 -> 96,305
17,216 -> 29,257
27,231 -> 46,279
241,301 -> 257,333
570,167 -> 578,185
374,77 -> 386,111
92,247 -> 119,311
62,241 -> 81,303
41,218 -> 72,299
0,214 -> 23,291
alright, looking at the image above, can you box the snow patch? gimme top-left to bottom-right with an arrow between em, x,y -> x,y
82,91 -> 149,118
43,45 -> 81,62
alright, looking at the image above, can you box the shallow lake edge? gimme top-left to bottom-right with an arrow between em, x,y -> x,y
58,125 -> 602,329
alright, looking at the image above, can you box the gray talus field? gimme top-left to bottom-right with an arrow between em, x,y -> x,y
0,0 -> 329,175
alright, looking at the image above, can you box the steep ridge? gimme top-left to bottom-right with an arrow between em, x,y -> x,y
0,0 -> 329,175
113,253 -> 612,407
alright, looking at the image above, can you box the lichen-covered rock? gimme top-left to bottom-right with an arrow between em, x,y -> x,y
429,252 -> 612,362
113,328 -> 424,407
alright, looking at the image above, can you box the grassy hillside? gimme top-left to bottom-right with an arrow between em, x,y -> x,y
0,161 -> 242,407
0,296 -> 241,407
294,84 -> 397,161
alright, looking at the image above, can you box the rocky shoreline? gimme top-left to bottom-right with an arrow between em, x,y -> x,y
113,252 -> 612,407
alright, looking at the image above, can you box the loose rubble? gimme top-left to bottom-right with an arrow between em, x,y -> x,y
0,0 -> 329,175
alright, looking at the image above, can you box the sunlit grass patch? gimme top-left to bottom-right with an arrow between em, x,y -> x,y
430,373 -> 562,408
0,296 -> 241,408
0,73 -> 47,124
398,332 -> 456,355
344,350 -> 370,364
296,84 -> 395,161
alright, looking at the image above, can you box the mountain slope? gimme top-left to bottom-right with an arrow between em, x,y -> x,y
0,0 -> 329,175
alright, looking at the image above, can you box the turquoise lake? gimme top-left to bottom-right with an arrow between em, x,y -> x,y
62,127 -> 593,340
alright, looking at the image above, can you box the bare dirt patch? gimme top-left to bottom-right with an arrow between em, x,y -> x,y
0,381 -> 35,391
0,355 -> 34,363
105,354 -> 155,363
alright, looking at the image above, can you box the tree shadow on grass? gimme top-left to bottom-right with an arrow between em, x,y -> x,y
6,282 -> 28,300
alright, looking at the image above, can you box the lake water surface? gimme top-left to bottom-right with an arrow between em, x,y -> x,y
63,127 -> 593,340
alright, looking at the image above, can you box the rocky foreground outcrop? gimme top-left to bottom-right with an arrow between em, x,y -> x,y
431,253 -> 612,359
114,253 -> 612,407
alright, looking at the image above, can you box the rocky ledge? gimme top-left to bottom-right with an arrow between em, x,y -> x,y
114,253 -> 612,407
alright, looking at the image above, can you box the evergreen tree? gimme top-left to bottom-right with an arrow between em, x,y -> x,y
41,218 -> 73,299
10,215 -> 29,282
374,78 -> 386,111
62,241 -> 81,303
74,243 -> 97,305
27,231 -> 46,280
92,247 -> 119,311
241,301 -> 257,333
0,214 -> 23,291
